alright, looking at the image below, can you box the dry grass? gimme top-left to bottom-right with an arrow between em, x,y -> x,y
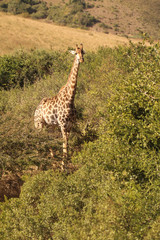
0,12 -> 137,55
91,0 -> 160,39
43,0 -> 160,39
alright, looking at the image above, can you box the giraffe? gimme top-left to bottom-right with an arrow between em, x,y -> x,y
34,44 -> 85,159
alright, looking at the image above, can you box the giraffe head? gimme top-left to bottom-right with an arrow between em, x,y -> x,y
70,44 -> 85,63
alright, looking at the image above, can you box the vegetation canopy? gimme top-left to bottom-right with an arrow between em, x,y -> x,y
0,41 -> 160,239
0,0 -> 99,28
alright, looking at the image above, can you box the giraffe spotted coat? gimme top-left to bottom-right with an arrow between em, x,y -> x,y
34,44 -> 84,157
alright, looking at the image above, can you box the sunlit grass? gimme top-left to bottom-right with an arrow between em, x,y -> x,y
0,12 -> 134,55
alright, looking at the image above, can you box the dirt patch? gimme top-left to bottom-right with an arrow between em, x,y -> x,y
0,163 -> 79,202
0,173 -> 24,202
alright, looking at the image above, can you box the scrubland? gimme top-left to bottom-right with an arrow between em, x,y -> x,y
0,39 -> 160,239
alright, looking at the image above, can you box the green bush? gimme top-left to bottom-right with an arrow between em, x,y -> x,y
0,50 -> 70,90
47,0 -> 99,28
109,42 -> 160,151
31,1 -> 48,19
0,0 -> 40,15
0,167 -> 137,239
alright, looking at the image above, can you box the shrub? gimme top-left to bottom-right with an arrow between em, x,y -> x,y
2,0 -> 39,15
0,50 -> 70,90
31,1 -> 48,19
47,0 -> 99,28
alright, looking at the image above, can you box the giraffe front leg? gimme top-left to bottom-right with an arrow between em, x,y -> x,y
61,128 -> 68,158
63,134 -> 68,158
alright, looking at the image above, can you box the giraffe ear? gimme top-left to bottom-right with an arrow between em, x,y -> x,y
69,50 -> 76,55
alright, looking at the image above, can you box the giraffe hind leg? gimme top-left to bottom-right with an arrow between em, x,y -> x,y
34,106 -> 45,130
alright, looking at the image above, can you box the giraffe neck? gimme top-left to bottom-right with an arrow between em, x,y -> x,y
65,56 -> 80,102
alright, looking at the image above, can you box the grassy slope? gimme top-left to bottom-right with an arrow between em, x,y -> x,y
44,0 -> 160,39
89,0 -> 160,38
0,12 -> 137,55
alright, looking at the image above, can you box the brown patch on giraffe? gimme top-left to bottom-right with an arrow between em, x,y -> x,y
72,74 -> 76,79
61,101 -> 65,106
54,96 -> 58,103
66,103 -> 70,108
46,116 -> 50,121
65,88 -> 68,93
42,98 -> 47,103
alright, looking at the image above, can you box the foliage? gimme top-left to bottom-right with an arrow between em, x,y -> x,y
47,0 -> 98,28
0,42 -> 160,239
0,0 -> 43,15
0,0 -> 98,28
0,50 -> 70,90
110,41 -> 160,151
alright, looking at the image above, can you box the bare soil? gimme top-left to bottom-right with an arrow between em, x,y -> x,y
0,162 -> 79,202
0,173 -> 24,202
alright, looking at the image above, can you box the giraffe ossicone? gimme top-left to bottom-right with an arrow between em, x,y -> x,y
34,44 -> 85,159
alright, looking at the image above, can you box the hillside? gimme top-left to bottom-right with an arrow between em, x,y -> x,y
87,0 -> 160,39
44,0 -> 160,39
0,12 -> 133,55
1,0 -> 160,40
